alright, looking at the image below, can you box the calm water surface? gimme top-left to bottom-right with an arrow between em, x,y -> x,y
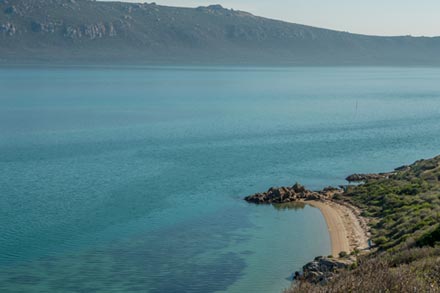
1,67 -> 440,292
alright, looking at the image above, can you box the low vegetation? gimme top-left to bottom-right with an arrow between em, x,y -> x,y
290,155 -> 440,292
292,246 -> 440,292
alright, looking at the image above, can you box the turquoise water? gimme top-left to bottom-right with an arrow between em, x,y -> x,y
1,67 -> 440,292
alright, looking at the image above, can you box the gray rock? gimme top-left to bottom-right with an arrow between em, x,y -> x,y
297,257 -> 353,284
64,23 -> 117,39
0,22 -> 16,36
345,173 -> 391,182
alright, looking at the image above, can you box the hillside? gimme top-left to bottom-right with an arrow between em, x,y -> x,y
1,0 -> 440,65
291,156 -> 440,292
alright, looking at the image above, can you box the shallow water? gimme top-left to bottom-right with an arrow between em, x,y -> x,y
1,66 -> 440,292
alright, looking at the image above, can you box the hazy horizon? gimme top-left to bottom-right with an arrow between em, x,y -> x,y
101,0 -> 440,37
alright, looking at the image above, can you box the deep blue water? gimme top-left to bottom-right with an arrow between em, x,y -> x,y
1,67 -> 440,292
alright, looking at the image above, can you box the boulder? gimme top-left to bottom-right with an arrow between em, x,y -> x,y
305,193 -> 321,201
292,182 -> 306,193
296,257 -> 353,284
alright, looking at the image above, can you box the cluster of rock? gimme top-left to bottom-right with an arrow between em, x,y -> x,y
195,5 -> 246,17
294,256 -> 353,285
64,23 -> 117,39
244,183 -> 341,204
345,172 -> 393,183
1,20 -> 120,40
31,21 -> 62,34
0,0 -> 126,39
0,22 -> 15,36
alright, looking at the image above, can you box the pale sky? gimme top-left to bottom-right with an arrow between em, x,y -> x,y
102,0 -> 440,37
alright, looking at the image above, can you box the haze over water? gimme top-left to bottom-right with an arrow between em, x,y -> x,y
1,67 -> 440,292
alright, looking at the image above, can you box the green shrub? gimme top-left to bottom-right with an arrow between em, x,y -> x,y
417,224 -> 440,247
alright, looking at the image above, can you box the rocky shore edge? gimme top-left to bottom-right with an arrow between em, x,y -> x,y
244,183 -> 342,204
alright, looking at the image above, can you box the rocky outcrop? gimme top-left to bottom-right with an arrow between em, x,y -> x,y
83,23 -> 108,39
31,21 -> 62,33
244,183 -> 342,204
0,22 -> 16,36
64,25 -> 82,39
345,173 -> 392,183
295,256 -> 353,285
64,23 -> 117,39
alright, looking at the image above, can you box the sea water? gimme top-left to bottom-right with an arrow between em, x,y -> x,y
1,66 -> 440,292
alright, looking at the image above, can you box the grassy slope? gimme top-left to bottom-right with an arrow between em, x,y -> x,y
290,156 -> 440,292
346,156 -> 440,250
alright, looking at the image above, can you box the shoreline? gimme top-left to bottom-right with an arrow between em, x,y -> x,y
305,200 -> 370,257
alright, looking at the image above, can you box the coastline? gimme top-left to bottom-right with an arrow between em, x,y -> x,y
245,156 -> 440,290
306,200 -> 370,257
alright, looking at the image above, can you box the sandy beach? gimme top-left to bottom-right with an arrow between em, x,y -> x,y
307,200 -> 370,257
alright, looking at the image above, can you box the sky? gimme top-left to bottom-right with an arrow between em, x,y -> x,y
103,0 -> 440,36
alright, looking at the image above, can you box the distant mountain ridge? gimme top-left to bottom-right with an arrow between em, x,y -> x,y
1,0 -> 440,65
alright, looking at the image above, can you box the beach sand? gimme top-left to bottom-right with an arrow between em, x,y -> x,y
307,200 -> 370,257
